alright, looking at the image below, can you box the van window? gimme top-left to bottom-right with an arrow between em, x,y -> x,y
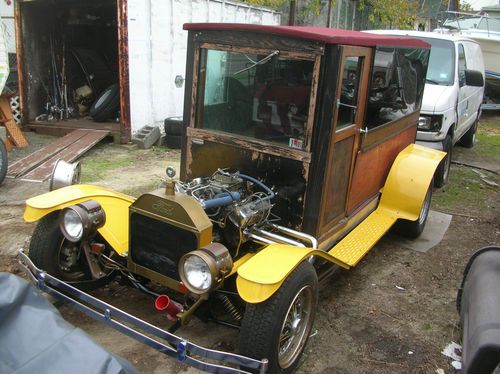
458,44 -> 467,86
366,47 -> 429,129
422,38 -> 455,85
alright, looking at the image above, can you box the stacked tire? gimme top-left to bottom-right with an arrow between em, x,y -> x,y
90,84 -> 120,122
164,117 -> 183,149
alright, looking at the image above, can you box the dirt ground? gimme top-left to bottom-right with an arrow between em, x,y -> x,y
1,117 -> 499,374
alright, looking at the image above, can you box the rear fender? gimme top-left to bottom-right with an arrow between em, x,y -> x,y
379,144 -> 445,220
24,185 -> 135,255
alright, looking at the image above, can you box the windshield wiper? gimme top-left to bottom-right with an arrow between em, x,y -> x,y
233,50 -> 280,76
426,78 -> 440,85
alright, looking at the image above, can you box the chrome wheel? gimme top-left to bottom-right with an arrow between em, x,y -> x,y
278,285 -> 314,369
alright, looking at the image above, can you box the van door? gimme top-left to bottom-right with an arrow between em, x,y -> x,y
317,46 -> 371,236
456,43 -> 471,141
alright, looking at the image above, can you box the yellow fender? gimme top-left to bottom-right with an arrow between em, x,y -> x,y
24,185 -> 135,255
237,144 -> 445,303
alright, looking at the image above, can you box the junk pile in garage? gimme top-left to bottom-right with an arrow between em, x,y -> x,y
19,0 -> 121,128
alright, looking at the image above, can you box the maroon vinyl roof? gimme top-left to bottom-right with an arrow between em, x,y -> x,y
184,23 -> 430,48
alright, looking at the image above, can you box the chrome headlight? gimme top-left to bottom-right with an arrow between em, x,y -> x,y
59,200 -> 106,242
179,243 -> 233,294
418,116 -> 431,130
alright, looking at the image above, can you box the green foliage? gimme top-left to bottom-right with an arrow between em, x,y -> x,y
240,0 -> 288,10
359,0 -> 420,29
459,1 -> 474,12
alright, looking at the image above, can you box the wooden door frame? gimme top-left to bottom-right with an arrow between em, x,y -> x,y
15,0 -> 131,143
317,45 -> 372,237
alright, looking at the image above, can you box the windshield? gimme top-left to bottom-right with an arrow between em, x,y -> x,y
196,49 -> 314,150
444,17 -> 500,32
422,38 -> 455,85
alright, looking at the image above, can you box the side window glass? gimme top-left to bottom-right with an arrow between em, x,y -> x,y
458,44 -> 467,87
337,56 -> 362,129
365,47 -> 429,129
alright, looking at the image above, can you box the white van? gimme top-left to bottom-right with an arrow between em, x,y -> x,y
367,30 -> 485,187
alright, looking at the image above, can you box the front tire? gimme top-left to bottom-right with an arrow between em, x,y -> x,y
392,184 -> 432,239
28,212 -> 114,289
239,261 -> 318,373
434,135 -> 452,188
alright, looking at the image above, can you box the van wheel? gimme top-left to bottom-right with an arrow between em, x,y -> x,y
239,262 -> 318,373
434,135 -> 452,188
459,117 -> 478,148
393,184 -> 432,239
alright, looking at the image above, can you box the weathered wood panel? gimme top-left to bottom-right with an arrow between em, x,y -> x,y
347,124 -> 417,213
7,129 -> 88,178
22,130 -> 109,182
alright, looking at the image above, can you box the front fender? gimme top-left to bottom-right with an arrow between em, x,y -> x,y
24,185 -> 135,255
237,144 -> 445,304
236,244 -> 347,304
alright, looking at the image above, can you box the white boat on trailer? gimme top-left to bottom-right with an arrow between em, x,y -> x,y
440,10 -> 500,109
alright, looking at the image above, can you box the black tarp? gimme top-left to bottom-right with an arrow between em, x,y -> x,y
0,272 -> 138,374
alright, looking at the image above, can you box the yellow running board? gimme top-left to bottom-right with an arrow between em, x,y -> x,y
327,210 -> 396,267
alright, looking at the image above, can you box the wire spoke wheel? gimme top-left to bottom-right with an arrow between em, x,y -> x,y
278,285 -> 314,368
239,261 -> 318,373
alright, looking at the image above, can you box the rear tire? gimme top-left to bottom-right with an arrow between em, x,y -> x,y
0,138 -> 7,185
459,116 -> 478,148
434,135 -> 452,188
239,261 -> 318,373
392,184 -> 432,239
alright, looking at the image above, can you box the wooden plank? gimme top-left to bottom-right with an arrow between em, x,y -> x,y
7,129 -> 90,178
21,130 -> 109,182
0,96 -> 29,147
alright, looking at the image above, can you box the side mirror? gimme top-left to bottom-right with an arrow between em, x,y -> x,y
465,69 -> 484,87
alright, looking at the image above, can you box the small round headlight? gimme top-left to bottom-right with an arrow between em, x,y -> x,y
183,255 -> 213,293
59,200 -> 106,242
62,209 -> 84,242
179,243 -> 233,294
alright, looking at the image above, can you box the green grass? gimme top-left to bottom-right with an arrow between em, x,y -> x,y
80,151 -> 136,182
476,127 -> 500,158
432,166 -> 493,211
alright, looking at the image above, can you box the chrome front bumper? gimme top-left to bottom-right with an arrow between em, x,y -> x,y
17,250 -> 268,374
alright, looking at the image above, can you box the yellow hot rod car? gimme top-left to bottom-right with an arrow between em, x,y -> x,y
20,24 -> 444,373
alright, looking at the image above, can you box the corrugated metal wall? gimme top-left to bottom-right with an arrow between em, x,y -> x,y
128,0 -> 280,134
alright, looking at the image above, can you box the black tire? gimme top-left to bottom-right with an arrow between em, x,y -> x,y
459,116 -> 478,148
28,212 -> 114,290
392,184 -> 432,239
165,134 -> 182,149
434,135 -> 452,188
164,117 -> 183,136
0,138 -> 7,185
90,83 -> 120,122
239,261 -> 318,373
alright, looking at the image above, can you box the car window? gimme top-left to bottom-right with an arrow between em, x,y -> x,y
365,47 -> 429,129
458,44 -> 467,86
337,56 -> 362,129
196,48 -> 314,150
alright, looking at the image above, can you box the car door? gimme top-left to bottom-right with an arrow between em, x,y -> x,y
317,46 -> 371,236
